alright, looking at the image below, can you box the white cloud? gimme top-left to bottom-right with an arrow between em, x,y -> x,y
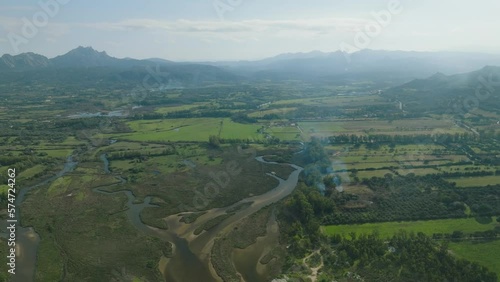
82,17 -> 370,38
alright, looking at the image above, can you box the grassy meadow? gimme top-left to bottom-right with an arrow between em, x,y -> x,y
322,217 -> 500,238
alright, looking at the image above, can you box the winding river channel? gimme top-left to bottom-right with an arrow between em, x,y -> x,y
1,156 -> 77,282
9,154 -> 302,281
158,156 -> 303,281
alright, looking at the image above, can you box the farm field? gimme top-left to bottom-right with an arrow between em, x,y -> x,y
356,169 -> 394,179
18,164 -> 46,180
267,125 -> 302,141
322,143 -> 491,180
446,175 -> 500,187
107,118 -> 222,142
295,118 -> 466,138
154,103 -> 205,114
273,95 -> 382,106
439,165 -> 500,173
322,217 -> 500,238
101,118 -> 265,142
299,121 -> 345,135
449,240 -> 500,277
248,107 -> 297,118
397,167 -> 439,175
219,119 -> 262,140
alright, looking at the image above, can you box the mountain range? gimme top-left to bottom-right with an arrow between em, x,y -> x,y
1,46 -> 500,88
383,65 -> 500,113
0,46 -> 167,70
204,49 -> 500,83
0,46 -> 239,87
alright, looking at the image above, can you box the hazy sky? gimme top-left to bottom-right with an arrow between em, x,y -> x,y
0,0 -> 499,61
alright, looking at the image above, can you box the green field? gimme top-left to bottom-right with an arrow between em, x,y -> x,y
397,167 -> 439,176
267,125 -> 302,140
439,165 -> 499,173
323,143 -> 484,181
446,175 -> 500,187
356,169 -> 393,179
273,95 -> 382,106
322,217 -> 500,238
104,118 -> 264,142
112,118 -> 222,142
154,104 -> 204,114
298,118 -> 465,138
0,184 -> 8,195
299,121 -> 345,137
219,119 -> 262,140
18,164 -> 46,180
61,136 -> 86,146
38,148 -> 74,158
449,240 -> 500,277
248,107 -> 296,118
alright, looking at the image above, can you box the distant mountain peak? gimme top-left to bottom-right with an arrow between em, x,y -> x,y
0,52 -> 51,70
51,46 -> 116,67
66,46 -> 108,56
479,65 -> 500,72
0,46 -> 177,70
430,72 -> 447,79
146,57 -> 175,64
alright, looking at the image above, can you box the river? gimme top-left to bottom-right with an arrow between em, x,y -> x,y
159,157 -> 302,281
232,211 -> 280,282
0,156 -> 77,282
7,153 -> 301,282
97,154 -> 303,281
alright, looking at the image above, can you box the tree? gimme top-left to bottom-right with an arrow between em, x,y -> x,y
208,135 -> 220,148
451,230 -> 464,242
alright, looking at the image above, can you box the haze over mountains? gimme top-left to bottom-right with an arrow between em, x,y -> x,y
1,46 -> 500,90
209,50 -> 500,81
383,65 -> 500,113
2,47 -> 500,73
